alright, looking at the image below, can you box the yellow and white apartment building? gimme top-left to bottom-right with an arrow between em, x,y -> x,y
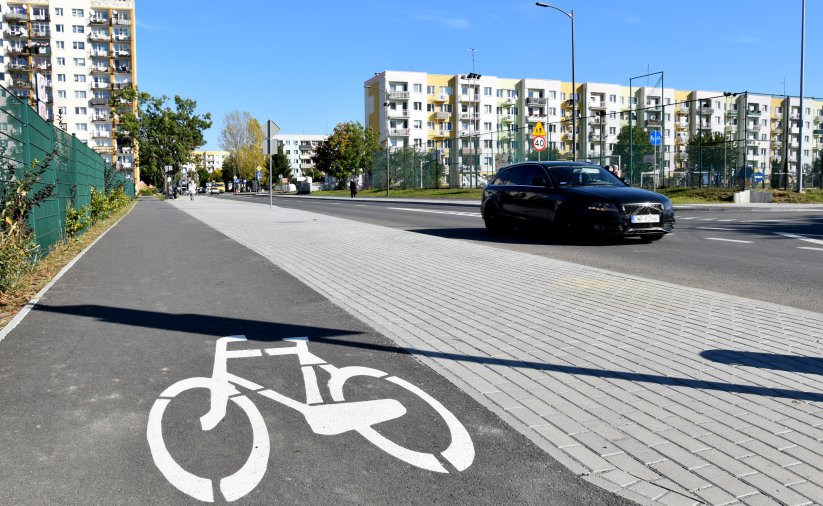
365,70 -> 823,181
0,0 -> 138,182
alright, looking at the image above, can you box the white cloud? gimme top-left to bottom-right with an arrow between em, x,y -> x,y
730,35 -> 757,45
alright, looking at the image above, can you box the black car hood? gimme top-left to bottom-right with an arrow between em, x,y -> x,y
561,185 -> 669,204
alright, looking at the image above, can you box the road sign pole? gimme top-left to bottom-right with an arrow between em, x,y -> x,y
268,121 -> 272,211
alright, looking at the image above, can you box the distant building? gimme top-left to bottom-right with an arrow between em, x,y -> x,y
274,134 -> 328,178
0,0 -> 138,182
190,150 -> 229,173
365,70 -> 823,185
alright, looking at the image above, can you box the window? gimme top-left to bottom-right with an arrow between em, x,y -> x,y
413,101 -> 422,111
549,91 -> 556,99
75,90 -> 86,98
609,127 -> 616,135
75,123 -> 88,131
427,122 -> 435,130
73,42 -> 85,50
72,25 -> 84,33
72,8 -> 84,17
609,94 -> 616,103
57,90 -> 67,98
484,122 -> 492,131
55,25 -> 64,32
427,85 -> 434,94
56,57 -> 66,66
484,105 -> 492,114
484,87 -> 492,96
56,41 -> 65,49
75,107 -> 87,115
426,103 -> 435,112
413,120 -> 422,129
74,75 -> 86,82
57,74 -> 66,82
73,58 -> 85,67
413,83 -> 422,93
55,7 -> 64,15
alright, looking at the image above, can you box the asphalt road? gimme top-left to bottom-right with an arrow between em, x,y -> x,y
0,199 -> 635,505
228,194 -> 823,313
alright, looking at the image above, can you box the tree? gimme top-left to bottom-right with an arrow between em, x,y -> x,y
612,125 -> 654,182
115,88 -> 212,188
527,145 -> 563,162
219,111 -> 266,182
812,155 -> 823,189
270,153 -> 293,181
312,122 -> 379,188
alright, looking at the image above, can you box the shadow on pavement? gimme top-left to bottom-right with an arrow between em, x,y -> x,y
35,304 -> 823,402
408,227 -> 642,247
701,349 -> 823,375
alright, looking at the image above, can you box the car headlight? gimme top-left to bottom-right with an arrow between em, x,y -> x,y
587,202 -> 619,212
663,199 -> 673,211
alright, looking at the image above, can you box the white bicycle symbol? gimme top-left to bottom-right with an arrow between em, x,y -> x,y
147,336 -> 475,503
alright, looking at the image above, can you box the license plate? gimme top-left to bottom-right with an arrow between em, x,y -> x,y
631,214 -> 660,224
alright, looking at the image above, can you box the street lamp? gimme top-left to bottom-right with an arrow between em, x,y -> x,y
536,2 -> 575,161
364,84 -> 391,197
598,110 -> 605,165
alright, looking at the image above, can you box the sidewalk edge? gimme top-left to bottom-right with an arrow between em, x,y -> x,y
0,206 -> 133,345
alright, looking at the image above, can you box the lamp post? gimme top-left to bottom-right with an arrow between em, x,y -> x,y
364,84 -> 391,197
797,0 -> 806,192
536,2 -> 575,161
599,110 -> 605,165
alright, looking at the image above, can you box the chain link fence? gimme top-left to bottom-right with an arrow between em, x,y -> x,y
0,85 -> 133,254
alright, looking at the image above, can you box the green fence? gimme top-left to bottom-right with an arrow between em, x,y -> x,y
0,86 -> 133,255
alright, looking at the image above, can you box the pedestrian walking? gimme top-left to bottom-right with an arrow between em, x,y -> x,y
349,179 -> 357,198
188,180 -> 195,200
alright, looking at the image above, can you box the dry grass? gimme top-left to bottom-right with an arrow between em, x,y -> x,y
0,201 -> 136,329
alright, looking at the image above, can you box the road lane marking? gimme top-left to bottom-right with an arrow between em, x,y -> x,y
775,232 -> 823,246
679,217 -> 699,220
798,247 -> 823,252
705,237 -> 753,244
388,207 -> 481,218
696,227 -> 736,231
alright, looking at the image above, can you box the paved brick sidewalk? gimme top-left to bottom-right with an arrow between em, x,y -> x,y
175,197 -> 823,506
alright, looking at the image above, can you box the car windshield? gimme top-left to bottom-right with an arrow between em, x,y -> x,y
550,166 -> 624,187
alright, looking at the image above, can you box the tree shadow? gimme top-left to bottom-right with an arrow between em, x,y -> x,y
35,304 -> 823,403
701,349 -> 823,375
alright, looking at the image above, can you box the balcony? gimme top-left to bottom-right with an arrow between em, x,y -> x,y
389,128 -> 410,136
726,109 -> 738,116
459,112 -> 473,120
4,29 -> 27,38
499,115 -> 514,123
460,94 -> 479,102
113,18 -> 132,26
675,122 -> 688,130
388,109 -> 410,119
525,97 -> 546,106
92,82 -> 111,90
89,33 -> 111,42
747,109 -> 762,116
33,63 -> 51,71
92,115 -> 111,122
7,63 -> 31,72
31,14 -> 49,22
676,105 -> 689,115
3,12 -> 27,21
645,119 -> 662,127
9,80 -> 31,89
93,130 -> 112,139
699,107 -> 714,115
91,52 -> 110,59
113,64 -> 132,74
588,101 -> 606,110
387,90 -> 409,100
112,82 -> 133,90
8,47 -> 29,56
432,94 -> 449,102
91,97 -> 110,105
30,31 -> 50,39
113,34 -> 132,42
89,16 -> 109,25
91,66 -> 110,74
433,111 -> 450,120
589,117 -> 604,126
432,130 -> 450,138
499,97 -> 515,105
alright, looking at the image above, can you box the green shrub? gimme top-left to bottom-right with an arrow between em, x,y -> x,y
138,186 -> 158,197
0,230 -> 36,291
89,186 -> 108,222
65,201 -> 90,238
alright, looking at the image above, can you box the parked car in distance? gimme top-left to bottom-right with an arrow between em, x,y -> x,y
481,161 -> 675,240
213,182 -> 225,194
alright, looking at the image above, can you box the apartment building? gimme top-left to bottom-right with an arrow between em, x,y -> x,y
365,70 -> 823,184
190,150 -> 229,173
274,134 -> 328,179
0,0 -> 137,182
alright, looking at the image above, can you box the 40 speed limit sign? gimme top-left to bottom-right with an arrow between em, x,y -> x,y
532,136 -> 547,152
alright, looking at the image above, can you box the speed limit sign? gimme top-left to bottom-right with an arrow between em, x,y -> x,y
532,136 -> 547,152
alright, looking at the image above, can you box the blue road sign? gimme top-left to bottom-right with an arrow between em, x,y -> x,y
649,130 -> 662,146
753,172 -> 764,183
256,170 -> 262,181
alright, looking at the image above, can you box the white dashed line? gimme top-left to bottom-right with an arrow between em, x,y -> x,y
798,247 -> 823,252
388,207 -> 482,218
775,232 -> 823,246
705,237 -> 754,244
696,227 -> 736,231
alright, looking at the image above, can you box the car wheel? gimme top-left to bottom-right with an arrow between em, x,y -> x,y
483,203 -> 504,233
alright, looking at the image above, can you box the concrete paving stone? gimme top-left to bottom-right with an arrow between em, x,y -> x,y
781,462 -> 823,485
619,422 -> 672,449
577,430 -> 629,458
506,406 -> 548,428
582,419 -> 632,443
461,375 -> 498,394
787,481 -> 823,505
626,479 -> 670,502
598,468 -> 640,488
692,485 -> 742,506
738,492 -> 784,506
501,371 -> 544,392
613,437 -> 670,466
649,459 -> 713,492
483,390 -> 523,410
544,411 -> 592,436
697,421 -> 755,446
531,422 -> 582,449
623,410 -> 678,434
655,428 -> 713,454
738,473 -> 812,506
780,445 -> 823,468
735,455 -> 805,486
779,427 -> 823,450
494,381 -> 534,400
603,451 -> 661,481
651,441 -> 711,470
518,396 -> 559,417
562,444 -> 616,474
691,465 -> 760,500
738,435 -> 804,467
654,491 -> 703,506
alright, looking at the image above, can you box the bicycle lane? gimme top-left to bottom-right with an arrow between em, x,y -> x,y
0,198 -> 636,506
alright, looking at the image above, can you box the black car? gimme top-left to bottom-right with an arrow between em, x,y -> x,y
481,161 -> 674,240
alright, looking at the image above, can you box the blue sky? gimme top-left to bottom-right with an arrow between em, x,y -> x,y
136,0 -> 820,150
